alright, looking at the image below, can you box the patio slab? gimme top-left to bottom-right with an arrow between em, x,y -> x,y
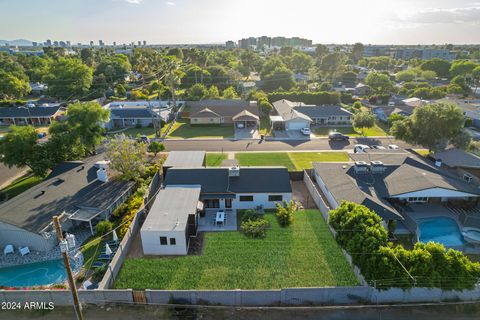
198,210 -> 237,232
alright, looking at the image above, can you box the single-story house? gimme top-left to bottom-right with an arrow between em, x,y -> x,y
312,154 -> 480,229
354,83 -> 371,96
271,99 -> 352,130
142,164 -> 292,255
102,101 -> 172,130
0,155 -> 135,252
431,148 -> 480,184
187,100 -> 260,128
402,97 -> 429,108
372,105 -> 414,122
0,103 -> 65,126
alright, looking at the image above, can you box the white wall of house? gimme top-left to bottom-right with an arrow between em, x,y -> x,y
231,193 -> 292,210
314,171 -> 339,209
392,188 -> 479,200
141,228 -> 187,255
0,221 -> 56,252
286,119 -> 310,130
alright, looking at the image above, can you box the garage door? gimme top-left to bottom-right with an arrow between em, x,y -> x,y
287,120 -> 309,130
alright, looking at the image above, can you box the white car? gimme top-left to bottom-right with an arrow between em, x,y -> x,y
301,127 -> 311,136
371,145 -> 386,150
388,101 -> 395,107
388,144 -> 400,150
354,144 -> 371,153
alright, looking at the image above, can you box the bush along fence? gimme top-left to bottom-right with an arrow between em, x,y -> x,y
328,201 -> 480,290
98,171 -> 161,289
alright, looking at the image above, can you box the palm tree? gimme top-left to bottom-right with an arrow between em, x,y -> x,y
161,56 -> 185,112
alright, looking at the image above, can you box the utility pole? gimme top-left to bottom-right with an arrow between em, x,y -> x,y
53,216 -> 84,320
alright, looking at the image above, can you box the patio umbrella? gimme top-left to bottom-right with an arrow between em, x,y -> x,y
105,243 -> 113,256
112,230 -> 118,242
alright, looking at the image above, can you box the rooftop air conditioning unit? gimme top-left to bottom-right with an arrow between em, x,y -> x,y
370,161 -> 385,174
229,166 -> 240,177
354,161 -> 369,174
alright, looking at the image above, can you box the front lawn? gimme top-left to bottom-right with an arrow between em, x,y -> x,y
313,123 -> 388,137
289,152 -> 350,170
167,121 -> 234,139
115,210 -> 358,289
109,127 -> 157,138
235,152 -> 349,171
235,152 -> 295,170
206,153 -> 227,167
0,174 -> 43,202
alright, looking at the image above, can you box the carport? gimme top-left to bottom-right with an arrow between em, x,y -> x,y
269,115 -> 285,130
232,110 -> 259,129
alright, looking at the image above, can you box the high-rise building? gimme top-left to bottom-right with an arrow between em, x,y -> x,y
90,41 -> 94,47
66,41 -> 71,47
143,40 -> 147,46
46,39 -> 52,46
53,41 -> 59,46
32,42 -> 38,47
99,40 -> 104,47
138,41 -> 141,46
225,40 -> 235,48
113,41 -> 117,47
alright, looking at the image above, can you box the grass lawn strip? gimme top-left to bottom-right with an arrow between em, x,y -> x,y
167,121 -> 234,139
0,174 -> 43,201
313,123 -> 388,137
288,152 -> 350,170
235,152 -> 295,170
115,210 -> 358,289
206,153 -> 228,167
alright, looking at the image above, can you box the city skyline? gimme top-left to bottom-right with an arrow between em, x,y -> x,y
1,0 -> 480,45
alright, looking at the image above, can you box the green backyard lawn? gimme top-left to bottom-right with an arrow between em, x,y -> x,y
116,127 -> 157,138
0,174 -> 43,202
115,210 -> 358,289
235,152 -> 349,171
167,121 -> 234,139
206,153 -> 228,167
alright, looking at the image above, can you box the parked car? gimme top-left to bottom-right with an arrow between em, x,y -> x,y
137,135 -> 150,144
354,144 -> 371,153
388,101 -> 395,107
328,132 -> 349,141
388,144 -> 400,150
371,145 -> 386,150
301,127 -> 311,136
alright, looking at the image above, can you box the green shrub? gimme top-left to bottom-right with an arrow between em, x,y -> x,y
95,220 -> 113,237
92,266 -> 107,283
240,218 -> 269,238
328,201 -> 480,290
242,209 -> 263,222
275,200 -> 297,227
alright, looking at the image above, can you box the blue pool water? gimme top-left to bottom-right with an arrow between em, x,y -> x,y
0,259 -> 67,287
418,217 -> 466,247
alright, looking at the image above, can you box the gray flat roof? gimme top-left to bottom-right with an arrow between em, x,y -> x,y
141,186 -> 201,232
164,151 -> 206,168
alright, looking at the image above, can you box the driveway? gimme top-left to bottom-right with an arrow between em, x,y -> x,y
235,127 -> 259,139
273,130 -> 310,140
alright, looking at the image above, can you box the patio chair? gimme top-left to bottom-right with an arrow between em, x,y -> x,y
92,261 -> 105,268
97,254 -> 113,260
19,246 -> 30,256
3,245 -> 14,255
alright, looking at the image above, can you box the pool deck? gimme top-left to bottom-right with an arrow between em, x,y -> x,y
404,204 -> 480,253
0,229 -> 90,268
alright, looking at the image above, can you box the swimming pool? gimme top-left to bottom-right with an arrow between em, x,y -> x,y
418,217 -> 466,247
0,259 -> 68,288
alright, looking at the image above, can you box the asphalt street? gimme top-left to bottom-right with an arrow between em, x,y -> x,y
162,137 -> 414,152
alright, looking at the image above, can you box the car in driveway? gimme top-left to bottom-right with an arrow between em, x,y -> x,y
371,145 -> 386,150
137,135 -> 150,144
301,127 -> 311,136
388,144 -> 400,150
354,144 -> 371,153
328,132 -> 349,141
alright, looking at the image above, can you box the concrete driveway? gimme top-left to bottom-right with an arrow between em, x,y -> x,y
273,130 -> 310,140
235,127 -> 259,139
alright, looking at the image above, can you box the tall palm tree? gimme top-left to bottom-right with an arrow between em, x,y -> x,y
161,56 -> 185,111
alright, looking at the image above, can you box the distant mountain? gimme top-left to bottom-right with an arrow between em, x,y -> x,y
0,39 -> 34,46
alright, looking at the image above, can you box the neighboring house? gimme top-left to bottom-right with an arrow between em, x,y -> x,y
0,155 -> 135,252
312,154 -> 480,230
445,98 -> 480,129
431,148 -> 480,185
271,99 -> 352,130
187,100 -> 260,129
162,151 -> 206,176
402,97 -> 429,108
372,105 -> 414,122
0,103 -> 65,126
141,156 -> 292,255
354,83 -> 371,96
29,82 -> 48,96
102,101 -> 172,130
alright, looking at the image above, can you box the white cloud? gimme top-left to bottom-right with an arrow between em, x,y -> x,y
400,6 -> 480,25
124,0 -> 144,4
166,2 -> 175,5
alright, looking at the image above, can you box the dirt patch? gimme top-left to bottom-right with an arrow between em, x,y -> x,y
291,180 -> 317,209
187,232 -> 204,255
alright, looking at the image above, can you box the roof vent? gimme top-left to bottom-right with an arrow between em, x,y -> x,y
97,168 -> 108,183
370,161 -> 385,174
229,166 -> 240,177
354,161 -> 369,174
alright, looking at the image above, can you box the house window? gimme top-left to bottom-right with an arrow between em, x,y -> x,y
407,197 -> 428,203
210,118 -> 214,122
170,238 -> 176,245
160,237 -> 167,245
268,195 -> 283,202
193,118 -> 198,122
239,195 -> 254,202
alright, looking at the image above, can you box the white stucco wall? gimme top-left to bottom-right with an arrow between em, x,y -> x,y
314,171 -> 339,209
141,229 -> 187,256
231,193 -> 292,210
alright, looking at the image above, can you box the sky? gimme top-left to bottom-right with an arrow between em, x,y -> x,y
1,0 -> 480,44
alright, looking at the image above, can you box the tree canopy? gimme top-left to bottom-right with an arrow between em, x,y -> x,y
44,58 -> 93,99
